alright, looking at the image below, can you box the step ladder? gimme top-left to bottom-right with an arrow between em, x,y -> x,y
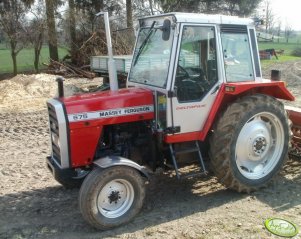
169,141 -> 208,179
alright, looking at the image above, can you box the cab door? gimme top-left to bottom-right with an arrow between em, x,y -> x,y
169,25 -> 221,134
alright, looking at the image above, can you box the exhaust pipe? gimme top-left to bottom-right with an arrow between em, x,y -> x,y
96,12 -> 118,91
271,70 -> 281,81
56,76 -> 65,97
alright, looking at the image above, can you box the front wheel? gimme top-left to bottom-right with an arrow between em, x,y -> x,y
210,94 -> 290,192
79,166 -> 146,230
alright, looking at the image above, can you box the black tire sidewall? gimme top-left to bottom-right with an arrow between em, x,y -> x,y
229,102 -> 289,187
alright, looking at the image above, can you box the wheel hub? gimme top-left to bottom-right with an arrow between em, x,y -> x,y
108,190 -> 121,204
252,136 -> 267,155
245,126 -> 270,162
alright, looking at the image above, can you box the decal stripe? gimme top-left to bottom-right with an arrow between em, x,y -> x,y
68,105 -> 154,122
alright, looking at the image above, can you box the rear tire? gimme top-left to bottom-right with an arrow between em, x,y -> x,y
210,94 -> 290,192
79,166 -> 145,230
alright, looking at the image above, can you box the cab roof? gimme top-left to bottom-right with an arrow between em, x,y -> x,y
139,12 -> 254,27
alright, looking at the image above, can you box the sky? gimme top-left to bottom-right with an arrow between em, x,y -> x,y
260,0 -> 301,31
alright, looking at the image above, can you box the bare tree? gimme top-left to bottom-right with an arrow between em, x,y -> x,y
149,0 -> 154,15
68,0 -> 77,64
218,0 -> 262,16
264,0 -> 275,34
284,24 -> 293,43
26,0 -> 46,72
276,20 -> 281,43
45,0 -> 59,61
126,0 -> 135,40
157,0 -> 262,15
159,0 -> 201,12
0,0 -> 28,75
126,0 -> 133,28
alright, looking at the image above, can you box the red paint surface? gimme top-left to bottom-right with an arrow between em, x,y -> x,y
224,80 -> 295,101
70,126 -> 103,167
286,106 -> 301,127
61,88 -> 154,167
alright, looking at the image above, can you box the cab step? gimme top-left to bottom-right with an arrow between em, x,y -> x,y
169,141 -> 208,179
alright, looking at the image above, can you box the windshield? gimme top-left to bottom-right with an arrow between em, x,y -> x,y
128,26 -> 174,88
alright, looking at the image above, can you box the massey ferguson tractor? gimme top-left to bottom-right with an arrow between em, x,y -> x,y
46,12 -> 301,229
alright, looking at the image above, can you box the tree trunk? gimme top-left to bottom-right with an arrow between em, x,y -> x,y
33,31 -> 43,73
11,52 -> 17,76
10,40 -> 18,76
149,0 -> 154,15
34,48 -> 39,73
91,0 -> 104,32
94,0 -> 104,12
126,0 -> 133,28
126,0 -> 134,42
68,0 -> 77,64
45,0 -> 59,61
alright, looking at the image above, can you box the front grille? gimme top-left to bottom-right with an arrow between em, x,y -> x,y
47,103 -> 62,165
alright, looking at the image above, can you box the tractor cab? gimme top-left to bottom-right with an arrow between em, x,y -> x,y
128,13 -> 261,138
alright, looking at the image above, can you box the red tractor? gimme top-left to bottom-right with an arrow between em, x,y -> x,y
46,12 -> 299,229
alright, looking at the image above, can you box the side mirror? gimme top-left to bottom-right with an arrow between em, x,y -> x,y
162,19 -> 171,41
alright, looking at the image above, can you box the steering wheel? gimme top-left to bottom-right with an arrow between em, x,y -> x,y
177,65 -> 190,78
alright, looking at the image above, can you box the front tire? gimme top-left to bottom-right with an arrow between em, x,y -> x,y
210,94 -> 290,192
79,166 -> 145,230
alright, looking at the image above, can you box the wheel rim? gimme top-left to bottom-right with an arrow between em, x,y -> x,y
97,179 -> 134,219
235,112 -> 284,180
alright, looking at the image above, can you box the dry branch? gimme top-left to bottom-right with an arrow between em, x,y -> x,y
46,59 -> 95,79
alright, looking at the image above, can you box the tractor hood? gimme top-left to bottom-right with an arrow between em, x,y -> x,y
59,87 -> 155,128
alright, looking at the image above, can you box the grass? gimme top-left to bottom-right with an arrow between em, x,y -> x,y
260,55 -> 301,67
1,39 -> 301,74
0,45 -> 68,74
258,41 -> 301,66
258,42 -> 301,55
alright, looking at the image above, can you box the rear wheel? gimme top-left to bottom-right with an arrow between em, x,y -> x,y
79,166 -> 145,230
210,94 -> 290,192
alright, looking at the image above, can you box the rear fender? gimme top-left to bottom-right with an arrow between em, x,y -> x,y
93,156 -> 150,179
224,81 -> 295,101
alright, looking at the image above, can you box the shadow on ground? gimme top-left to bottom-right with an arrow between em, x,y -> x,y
1,159 -> 301,238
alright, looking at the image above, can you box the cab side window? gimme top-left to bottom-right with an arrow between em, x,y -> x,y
221,25 -> 254,82
175,26 -> 218,102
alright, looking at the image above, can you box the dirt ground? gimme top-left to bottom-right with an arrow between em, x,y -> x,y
0,61 -> 301,239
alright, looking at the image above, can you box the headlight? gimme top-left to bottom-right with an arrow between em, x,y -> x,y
50,121 -> 57,131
